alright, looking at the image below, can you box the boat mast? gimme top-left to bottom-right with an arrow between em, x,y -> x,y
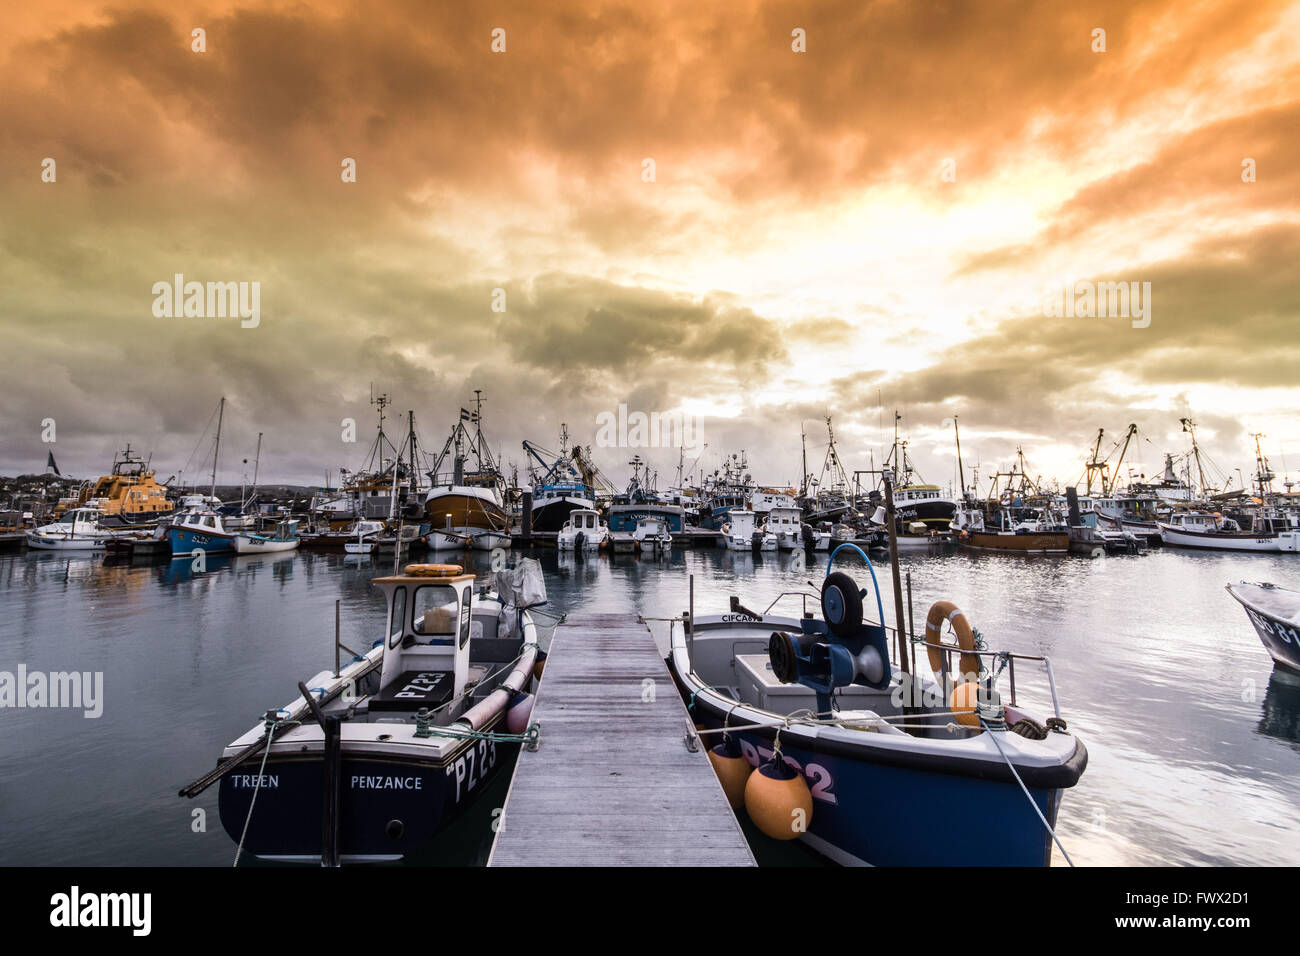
407,410 -> 418,496
1252,433 -> 1274,499
1179,418 -> 1209,496
1110,424 -> 1138,494
250,432 -> 262,504
953,416 -> 966,501
210,396 -> 225,500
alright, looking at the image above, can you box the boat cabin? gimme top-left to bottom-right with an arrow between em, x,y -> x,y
1166,512 -> 1235,532
764,506 -> 802,536
372,569 -> 479,718
565,509 -> 602,532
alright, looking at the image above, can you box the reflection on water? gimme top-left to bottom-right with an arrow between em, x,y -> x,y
0,544 -> 1297,866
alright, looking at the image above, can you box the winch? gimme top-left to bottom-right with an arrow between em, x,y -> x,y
767,568 -> 892,715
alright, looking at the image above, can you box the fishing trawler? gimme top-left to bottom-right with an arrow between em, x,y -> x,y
522,426 -> 608,533
606,456 -> 687,533
424,392 -> 511,551
1227,582 -> 1300,673
78,445 -> 175,526
669,547 -> 1088,865
187,561 -> 545,864
952,505 -> 1070,554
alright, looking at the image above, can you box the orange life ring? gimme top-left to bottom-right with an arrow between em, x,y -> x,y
404,563 -> 464,576
924,601 -> 981,684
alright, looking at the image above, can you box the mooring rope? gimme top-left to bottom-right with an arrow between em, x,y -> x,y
232,713 -> 299,867
979,713 -> 1075,867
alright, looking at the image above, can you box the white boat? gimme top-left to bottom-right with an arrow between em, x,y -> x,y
632,515 -> 673,554
1158,512 -> 1300,553
763,505 -> 805,551
343,520 -> 386,554
722,509 -> 777,551
557,508 -> 609,552
25,508 -> 141,551
232,519 -> 301,555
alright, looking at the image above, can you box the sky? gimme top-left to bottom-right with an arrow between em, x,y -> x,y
2,0 -> 1298,496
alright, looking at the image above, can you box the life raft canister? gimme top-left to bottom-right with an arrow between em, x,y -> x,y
924,600 -> 981,684
404,563 -> 464,577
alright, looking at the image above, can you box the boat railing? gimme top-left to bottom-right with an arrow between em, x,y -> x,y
755,589 -> 1062,717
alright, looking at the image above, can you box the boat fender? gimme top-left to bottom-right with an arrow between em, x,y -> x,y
506,691 -> 536,735
707,735 -> 752,810
924,601 -> 981,684
821,572 -> 863,637
744,754 -> 813,840
532,649 -> 548,682
948,680 -> 984,730
404,563 -> 464,576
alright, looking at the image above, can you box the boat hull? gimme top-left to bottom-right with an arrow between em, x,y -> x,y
232,536 -> 300,554
607,504 -> 685,533
531,496 -> 592,533
1227,583 -> 1300,673
23,533 -> 110,551
1159,525 -> 1294,552
963,531 -> 1070,553
671,662 -> 1082,866
424,488 -> 509,531
217,741 -> 515,862
166,526 -> 236,555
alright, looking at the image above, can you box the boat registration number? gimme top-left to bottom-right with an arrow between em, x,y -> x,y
1247,609 -> 1299,645
736,738 -> 838,805
446,738 -> 498,803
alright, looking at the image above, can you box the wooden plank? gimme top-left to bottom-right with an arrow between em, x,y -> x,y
488,614 -> 755,867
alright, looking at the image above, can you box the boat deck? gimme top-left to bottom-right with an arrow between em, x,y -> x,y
488,613 -> 755,866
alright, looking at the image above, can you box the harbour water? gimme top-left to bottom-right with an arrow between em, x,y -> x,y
1,545 -> 1297,866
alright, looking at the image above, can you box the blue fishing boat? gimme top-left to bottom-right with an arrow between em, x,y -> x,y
669,546 -> 1087,866
1227,581 -> 1300,673
167,509 -> 239,556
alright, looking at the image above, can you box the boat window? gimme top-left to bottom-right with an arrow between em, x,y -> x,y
387,586 -> 407,649
412,584 -> 458,641
459,588 -> 472,649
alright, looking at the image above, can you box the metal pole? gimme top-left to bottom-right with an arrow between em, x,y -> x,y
884,474 -> 909,673
687,573 -> 695,667
334,599 -> 341,678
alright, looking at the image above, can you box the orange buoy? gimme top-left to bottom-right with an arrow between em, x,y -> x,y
949,680 -> 982,728
949,680 -> 1002,730
707,735 -> 752,810
744,755 -> 813,841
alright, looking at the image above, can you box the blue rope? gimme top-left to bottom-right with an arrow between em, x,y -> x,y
825,543 -> 886,627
